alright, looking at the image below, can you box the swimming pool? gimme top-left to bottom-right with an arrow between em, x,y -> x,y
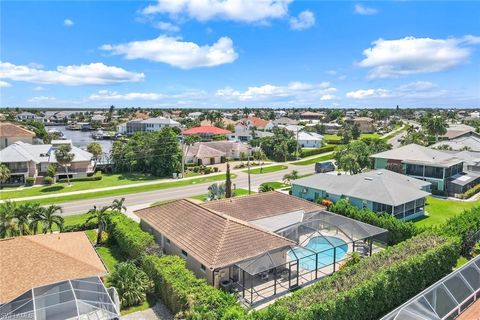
288,236 -> 348,271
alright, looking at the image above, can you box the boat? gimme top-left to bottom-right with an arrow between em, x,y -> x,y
91,129 -> 104,139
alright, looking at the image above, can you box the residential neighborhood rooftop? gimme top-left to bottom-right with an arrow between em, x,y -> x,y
0,122 -> 35,138
182,125 -> 232,135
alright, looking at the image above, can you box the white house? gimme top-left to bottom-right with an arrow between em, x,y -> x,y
297,132 -> 324,148
16,112 -> 36,121
118,117 -> 180,134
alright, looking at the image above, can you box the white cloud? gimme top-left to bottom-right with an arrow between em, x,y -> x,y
347,88 -> 391,99
142,0 -> 292,23
320,94 -> 337,101
216,81 -> 336,102
64,19 -> 74,26
33,86 -> 45,91
354,4 -> 378,15
0,62 -> 144,85
28,96 -> 56,102
155,21 -> 180,32
89,90 -> 165,101
101,35 -> 238,69
0,80 -> 11,88
359,36 -> 480,78
347,81 -> 449,100
289,10 -> 315,30
326,70 -> 338,76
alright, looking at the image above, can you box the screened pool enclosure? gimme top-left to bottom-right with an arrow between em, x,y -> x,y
382,255 -> 480,320
0,277 -> 120,320
230,210 -> 388,306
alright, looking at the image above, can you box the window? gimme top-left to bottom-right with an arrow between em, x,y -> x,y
181,250 -> 188,258
200,264 -> 206,272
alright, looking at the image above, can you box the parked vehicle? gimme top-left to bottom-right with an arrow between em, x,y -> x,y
315,161 -> 335,173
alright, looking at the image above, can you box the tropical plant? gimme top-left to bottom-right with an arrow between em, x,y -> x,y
14,202 -> 40,235
110,198 -> 127,212
0,164 -> 11,187
423,116 -> 448,142
258,183 -> 275,193
54,144 -> 75,185
30,205 -> 64,234
87,142 -> 103,167
109,262 -> 153,308
282,170 -> 299,185
207,183 -> 226,201
0,201 -> 18,238
86,205 -> 112,245
225,162 -> 232,198
46,164 -> 57,179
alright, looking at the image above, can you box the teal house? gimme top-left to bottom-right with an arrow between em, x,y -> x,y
291,169 -> 431,221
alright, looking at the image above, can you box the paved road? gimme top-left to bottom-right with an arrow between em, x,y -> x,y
60,163 -> 316,215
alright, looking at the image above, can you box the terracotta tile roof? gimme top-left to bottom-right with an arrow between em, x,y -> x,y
0,122 -> 35,138
135,199 -> 294,270
238,117 -> 270,129
0,232 -> 107,303
182,125 -> 232,135
201,191 -> 324,221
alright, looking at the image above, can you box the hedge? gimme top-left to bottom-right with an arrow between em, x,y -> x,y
108,213 -> 154,260
438,206 -> 480,255
329,200 -> 419,245
142,255 -> 246,320
300,145 -> 335,158
253,233 -> 459,320
57,175 -> 102,183
63,221 -> 97,232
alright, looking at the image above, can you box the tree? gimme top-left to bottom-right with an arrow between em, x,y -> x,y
30,205 -> 64,234
207,183 -> 225,201
340,125 -> 353,144
46,164 -> 57,179
351,124 -> 361,140
15,202 -> 40,235
424,116 -> 448,142
87,142 -> 103,168
334,140 -> 371,174
0,164 -> 10,188
55,144 -> 75,185
283,170 -> 299,185
225,162 -> 232,198
86,205 -> 112,245
362,138 -> 391,154
259,183 -> 275,193
0,201 -> 18,238
111,198 -> 127,212
109,262 -> 153,308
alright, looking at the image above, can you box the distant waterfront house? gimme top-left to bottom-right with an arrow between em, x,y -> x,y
16,111 -> 36,121
183,125 -> 232,141
371,144 -> 479,196
0,232 -> 119,319
136,192 -> 387,306
118,116 -> 180,134
0,140 -> 94,185
185,141 -> 250,165
292,169 -> 431,221
0,122 -> 35,149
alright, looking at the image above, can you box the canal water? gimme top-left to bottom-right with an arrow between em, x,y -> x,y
56,126 -> 113,154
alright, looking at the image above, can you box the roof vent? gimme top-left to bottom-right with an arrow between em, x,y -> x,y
376,171 -> 383,175
364,177 -> 373,181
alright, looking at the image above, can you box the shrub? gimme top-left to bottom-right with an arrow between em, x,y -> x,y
43,176 -> 53,185
329,200 -> 419,245
57,175 -> 102,183
25,177 -> 35,186
62,221 -> 97,232
437,207 -> 480,255
108,212 -> 154,259
109,262 -> 153,308
300,145 -> 336,158
254,233 -> 459,320
142,255 -> 246,319
461,183 -> 480,199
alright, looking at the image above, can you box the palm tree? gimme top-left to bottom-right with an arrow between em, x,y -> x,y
30,205 -> 64,234
0,201 -> 18,238
15,202 -> 40,235
0,164 -> 11,188
283,170 -> 300,185
55,144 -> 75,186
86,205 -> 112,245
111,198 -> 127,212
259,183 -> 274,193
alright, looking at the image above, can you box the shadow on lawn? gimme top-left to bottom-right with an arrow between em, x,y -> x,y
115,174 -> 160,182
40,185 -> 65,193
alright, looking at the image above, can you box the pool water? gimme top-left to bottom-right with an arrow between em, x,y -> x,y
288,236 -> 348,270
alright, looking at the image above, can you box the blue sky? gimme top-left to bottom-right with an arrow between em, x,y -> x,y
1,0 -> 479,108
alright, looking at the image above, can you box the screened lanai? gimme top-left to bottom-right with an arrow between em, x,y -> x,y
232,210 -> 388,306
382,255 -> 480,320
0,277 -> 120,320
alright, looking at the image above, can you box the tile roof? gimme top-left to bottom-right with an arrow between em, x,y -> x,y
293,169 -> 431,206
186,141 -> 249,159
182,125 -> 232,135
0,232 -> 107,303
135,199 -> 294,270
238,117 -> 270,128
201,191 -> 324,221
0,122 -> 35,138
431,135 -> 480,151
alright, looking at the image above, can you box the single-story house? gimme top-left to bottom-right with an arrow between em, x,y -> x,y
371,144 -> 472,195
297,132 -> 324,148
431,134 -> 480,151
441,124 -> 477,140
292,169 -> 431,221
16,111 -> 36,121
136,192 -> 387,306
0,232 -> 119,319
0,140 -> 94,185
185,141 -> 250,165
0,122 -> 35,150
182,126 -> 232,141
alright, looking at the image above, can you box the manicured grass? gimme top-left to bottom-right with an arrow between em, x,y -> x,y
324,134 -> 342,141
243,165 -> 288,174
0,172 -> 164,200
121,295 -> 157,316
260,182 -> 289,190
96,245 -> 125,276
292,154 -> 334,165
49,213 -> 91,232
360,133 -> 380,139
189,188 -> 253,202
413,196 -> 480,228
16,174 -> 233,205
456,256 -> 469,268
85,229 -> 97,243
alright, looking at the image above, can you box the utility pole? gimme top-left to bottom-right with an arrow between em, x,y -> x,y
181,141 -> 185,179
247,146 -> 252,195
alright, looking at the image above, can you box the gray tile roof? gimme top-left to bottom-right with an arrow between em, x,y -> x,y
292,169 -> 431,206
0,142 -> 92,164
431,135 -> 480,152
371,143 -> 464,167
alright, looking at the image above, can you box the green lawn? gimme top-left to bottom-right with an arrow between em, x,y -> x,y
324,134 -> 342,141
413,196 -> 480,228
15,174 -> 233,205
260,182 -> 289,190
85,229 -> 97,243
0,172 -> 165,200
189,188 -> 253,202
360,133 -> 380,139
243,165 -> 288,174
292,154 -> 334,165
